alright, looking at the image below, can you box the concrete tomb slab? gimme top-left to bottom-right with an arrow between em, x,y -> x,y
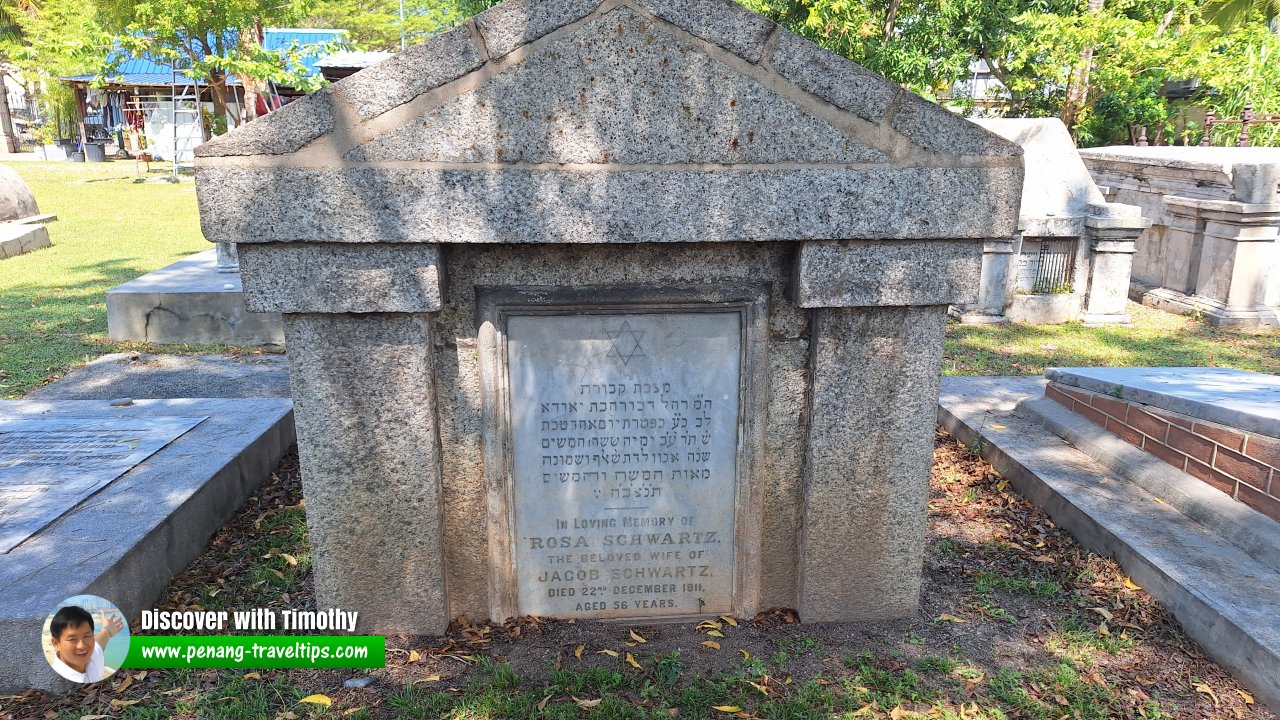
1081,146 -> 1280,327
955,119 -> 1150,325
0,415 -> 207,553
939,376 -> 1280,713
106,249 -> 285,345
197,0 -> 1022,633
1046,366 -> 1280,439
0,398 -> 294,692
0,165 -> 55,260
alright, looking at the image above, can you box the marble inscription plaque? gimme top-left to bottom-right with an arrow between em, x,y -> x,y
0,415 -> 208,553
508,312 -> 741,619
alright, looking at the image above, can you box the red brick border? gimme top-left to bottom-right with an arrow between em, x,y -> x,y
1045,381 -> 1280,522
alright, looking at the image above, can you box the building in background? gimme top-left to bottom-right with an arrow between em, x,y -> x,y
58,28 -> 346,164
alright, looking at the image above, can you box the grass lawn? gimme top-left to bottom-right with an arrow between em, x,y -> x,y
10,433 -> 1270,720
0,161 -> 264,399
945,302 -> 1279,377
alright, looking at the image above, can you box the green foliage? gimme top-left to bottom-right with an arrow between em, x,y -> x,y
733,0 -> 1280,146
303,0 -> 498,50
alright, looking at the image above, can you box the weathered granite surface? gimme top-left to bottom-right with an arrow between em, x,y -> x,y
801,306 -> 947,621
283,314 -> 448,633
0,164 -> 39,222
347,10 -> 888,165
237,243 -> 443,313
473,0 -> 601,60
792,240 -> 982,308
199,166 -> 1021,245
194,0 -> 1022,632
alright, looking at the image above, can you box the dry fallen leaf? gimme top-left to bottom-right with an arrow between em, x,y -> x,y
108,700 -> 140,709
300,694 -> 333,707
113,673 -> 133,693
629,629 -> 647,643
936,613 -> 967,623
745,680 -> 769,696
707,629 -> 725,638
537,695 -> 552,711
243,672 -> 262,680
720,616 -> 739,627
281,553 -> 299,567
1123,577 -> 1142,591
574,644 -> 584,660
625,652 -> 642,670
598,649 -> 619,657
411,675 -> 442,684
739,649 -> 750,660
573,697 -> 602,709
408,649 -> 421,663
702,641 -> 721,650
1194,682 -> 1220,706
1238,689 -> 1255,704
711,705 -> 742,713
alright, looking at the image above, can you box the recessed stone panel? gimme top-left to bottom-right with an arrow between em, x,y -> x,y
507,312 -> 740,619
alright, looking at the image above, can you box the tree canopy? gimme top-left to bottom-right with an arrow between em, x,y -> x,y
3,0 -> 1277,145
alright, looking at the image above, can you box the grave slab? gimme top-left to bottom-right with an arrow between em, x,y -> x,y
106,250 -> 285,346
0,221 -> 51,259
938,376 -> 1280,713
0,415 -> 207,552
1046,367 -> 1280,439
0,398 -> 294,692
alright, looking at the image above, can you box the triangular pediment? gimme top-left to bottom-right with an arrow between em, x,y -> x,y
345,7 -> 888,165
197,0 -> 1019,164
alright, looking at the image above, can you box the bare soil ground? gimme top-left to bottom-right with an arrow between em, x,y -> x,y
3,430 -> 1271,720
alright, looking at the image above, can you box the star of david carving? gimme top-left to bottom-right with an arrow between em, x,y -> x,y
606,321 -> 647,366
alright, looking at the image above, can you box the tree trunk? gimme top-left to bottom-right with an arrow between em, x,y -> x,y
883,0 -> 902,40
1062,0 -> 1104,130
236,20 -> 267,125
208,70 -> 231,129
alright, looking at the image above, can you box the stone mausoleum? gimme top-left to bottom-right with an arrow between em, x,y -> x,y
196,0 -> 1022,633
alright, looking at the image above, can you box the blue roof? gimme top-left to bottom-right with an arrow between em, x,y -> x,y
264,28 -> 348,76
64,28 -> 348,86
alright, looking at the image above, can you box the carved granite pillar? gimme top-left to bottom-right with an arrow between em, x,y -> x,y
214,241 -> 239,273
236,244 -> 450,634
1165,196 -> 1280,327
1081,203 -> 1150,325
790,240 -> 983,620
952,238 -> 1016,324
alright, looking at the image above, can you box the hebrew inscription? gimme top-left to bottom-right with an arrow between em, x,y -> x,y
508,312 -> 741,619
0,415 -> 207,553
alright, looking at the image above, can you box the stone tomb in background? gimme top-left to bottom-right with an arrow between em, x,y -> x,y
195,0 -> 1024,632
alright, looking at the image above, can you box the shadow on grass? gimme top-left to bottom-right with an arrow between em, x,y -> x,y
945,317 -> 1279,377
